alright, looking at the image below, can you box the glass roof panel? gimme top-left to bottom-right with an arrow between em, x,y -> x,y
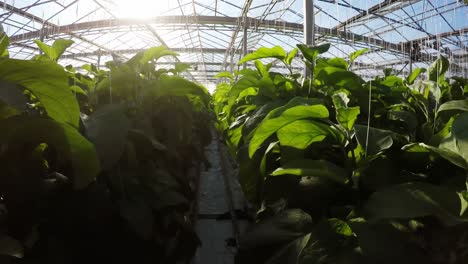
0,0 -> 465,85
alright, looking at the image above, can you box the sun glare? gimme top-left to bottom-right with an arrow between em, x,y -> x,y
111,0 -> 169,19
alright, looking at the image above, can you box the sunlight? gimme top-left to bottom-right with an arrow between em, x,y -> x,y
109,0 -> 169,19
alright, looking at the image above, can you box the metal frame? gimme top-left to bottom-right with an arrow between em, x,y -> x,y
0,0 -> 466,84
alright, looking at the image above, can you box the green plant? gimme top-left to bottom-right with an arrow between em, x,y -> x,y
0,36 -> 212,264
214,44 -> 468,264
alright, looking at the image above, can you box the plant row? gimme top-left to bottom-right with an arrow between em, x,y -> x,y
0,34 -> 212,263
213,43 -> 468,264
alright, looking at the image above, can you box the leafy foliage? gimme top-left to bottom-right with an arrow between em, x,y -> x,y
214,43 -> 468,264
0,34 -> 212,263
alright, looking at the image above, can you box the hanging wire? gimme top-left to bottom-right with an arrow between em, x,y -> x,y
109,68 -> 112,104
364,78 -> 371,157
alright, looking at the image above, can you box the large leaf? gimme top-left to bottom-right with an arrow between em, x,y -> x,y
127,46 -> 178,66
214,71 -> 233,80
277,120 -> 336,149
237,144 -> 263,205
349,48 -> 369,65
0,116 -> 100,189
248,97 -> 328,157
285,48 -> 298,66
363,182 -> 468,226
34,39 -> 74,61
296,43 -> 330,63
428,55 -> 449,82
0,32 -> 9,58
387,110 -> 418,132
317,66 -> 364,89
0,81 -> 27,111
0,235 -> 23,258
238,46 -> 287,64
437,99 -> 468,115
83,104 -> 131,170
327,58 -> 348,70
0,100 -> 18,120
119,199 -> 154,240
331,92 -> 359,132
239,209 -> 313,250
440,112 -> 468,164
403,143 -> 467,170
354,125 -> 395,156
406,68 -> 426,84
350,219 -> 429,264
152,74 -> 210,105
271,159 -> 348,185
336,106 -> 360,131
264,233 -> 311,264
0,59 -> 80,127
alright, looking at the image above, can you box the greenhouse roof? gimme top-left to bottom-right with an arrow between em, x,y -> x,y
1,0 -> 467,85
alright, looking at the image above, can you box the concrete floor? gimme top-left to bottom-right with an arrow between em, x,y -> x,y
192,135 -> 248,264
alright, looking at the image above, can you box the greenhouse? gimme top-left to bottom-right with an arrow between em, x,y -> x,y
0,0 -> 467,263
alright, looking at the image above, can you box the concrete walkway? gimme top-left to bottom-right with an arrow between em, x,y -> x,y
192,133 -> 247,264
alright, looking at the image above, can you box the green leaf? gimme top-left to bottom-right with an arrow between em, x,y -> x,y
214,71 -> 233,80
119,199 -> 154,240
0,33 -> 9,58
440,112 -> 468,164
350,219 -> 429,264
407,68 -> 426,84
0,81 -> 27,111
332,91 -> 350,108
238,46 -> 287,64
277,120 -> 335,149
0,100 -> 18,120
83,104 -> 131,170
0,116 -> 100,189
174,62 -> 191,73
285,48 -> 298,65
237,144 -> 263,205
402,142 -> 467,170
264,233 -> 311,264
429,116 -> 454,146
69,85 -> 87,97
296,43 -> 330,63
271,159 -> 348,185
34,39 -> 74,61
381,76 -> 404,87
254,60 -> 270,77
0,59 -> 80,127
239,209 -> 313,249
428,55 -> 449,82
336,106 -> 360,131
363,182 -> 468,226
387,110 -> 418,132
260,141 -> 279,177
332,92 -> 360,131
349,48 -> 369,65
127,46 -> 178,66
327,57 -> 348,70
328,218 -> 352,236
152,74 -> 210,105
354,125 -> 395,156
317,66 -> 364,88
248,98 -> 328,157
0,235 -> 24,258
437,99 -> 468,115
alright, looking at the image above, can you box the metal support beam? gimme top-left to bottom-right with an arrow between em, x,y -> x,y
0,0 -> 125,59
222,0 -> 253,72
332,0 -> 402,30
9,16 -> 409,55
